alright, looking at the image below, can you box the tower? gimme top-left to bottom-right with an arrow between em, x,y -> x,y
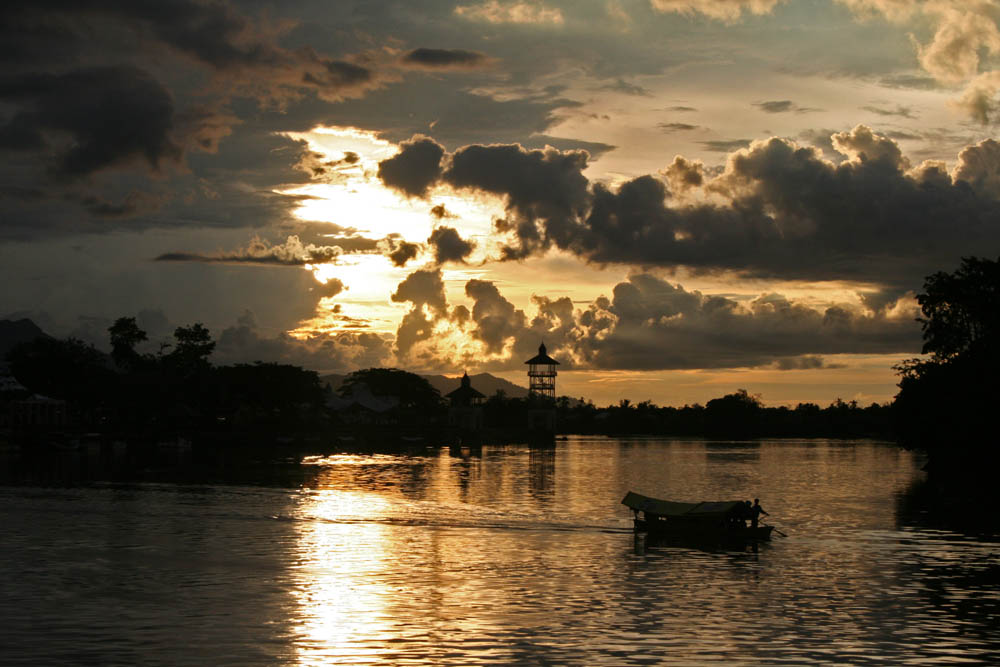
446,371 -> 485,437
525,342 -> 559,401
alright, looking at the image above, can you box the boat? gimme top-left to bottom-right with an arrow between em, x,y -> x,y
622,491 -> 774,541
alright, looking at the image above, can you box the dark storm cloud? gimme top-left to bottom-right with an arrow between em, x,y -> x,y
699,139 -> 752,152
753,100 -> 822,114
773,356 -> 830,370
213,310 -> 391,370
401,127 -> 1000,294
155,235 -> 342,266
404,272 -> 919,372
883,130 -> 922,141
464,279 -> 527,355
658,122 -> 699,133
326,77 -> 587,149
428,226 -> 475,264
754,100 -> 795,113
390,268 -> 448,356
569,129 -> 1000,290
953,139 -> 1000,199
0,66 -> 180,178
522,135 -> 616,160
599,78 -> 651,96
0,1 -> 393,240
664,155 -> 705,193
400,48 -> 491,70
2,1 -> 381,104
74,191 -> 168,219
381,237 -> 422,267
175,105 -> 241,154
443,143 -> 590,258
377,135 -> 445,198
314,278 -> 345,298
430,203 -> 456,219
311,235 -> 379,254
878,74 -> 939,90
862,104 -> 917,118
391,268 -> 447,312
567,274 -> 920,371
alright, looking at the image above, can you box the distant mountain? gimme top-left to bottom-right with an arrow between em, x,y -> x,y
321,371 -> 529,399
422,373 -> 529,399
0,319 -> 51,359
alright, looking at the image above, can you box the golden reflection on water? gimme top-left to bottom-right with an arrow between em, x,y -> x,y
3,440 -> 999,665
289,454 -> 512,664
291,482 -> 396,665
278,442 -> 996,665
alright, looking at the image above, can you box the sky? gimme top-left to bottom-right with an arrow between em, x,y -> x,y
2,0 -> 1000,407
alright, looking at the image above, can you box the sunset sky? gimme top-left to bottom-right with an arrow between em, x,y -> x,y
3,0 -> 1000,406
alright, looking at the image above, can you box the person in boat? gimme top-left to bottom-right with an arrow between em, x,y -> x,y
750,498 -> 768,528
741,500 -> 753,528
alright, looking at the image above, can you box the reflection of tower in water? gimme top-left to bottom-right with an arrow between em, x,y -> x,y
524,342 -> 559,436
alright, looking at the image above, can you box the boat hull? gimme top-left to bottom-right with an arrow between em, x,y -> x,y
634,518 -> 773,541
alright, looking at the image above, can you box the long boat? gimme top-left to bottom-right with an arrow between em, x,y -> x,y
622,491 -> 774,541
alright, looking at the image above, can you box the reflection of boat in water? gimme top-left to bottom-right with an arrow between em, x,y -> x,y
622,491 -> 774,541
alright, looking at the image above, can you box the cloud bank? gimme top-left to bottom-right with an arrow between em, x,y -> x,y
386,269 -> 921,371
376,127 -> 1000,294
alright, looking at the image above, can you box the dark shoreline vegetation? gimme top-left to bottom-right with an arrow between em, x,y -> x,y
1,318 -> 894,448
2,257 -> 998,502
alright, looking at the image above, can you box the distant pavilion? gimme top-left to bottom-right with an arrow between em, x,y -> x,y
446,371 -> 485,434
446,372 -> 485,407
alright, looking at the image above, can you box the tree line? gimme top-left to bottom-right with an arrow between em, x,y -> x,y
6,318 -> 328,443
479,390 -> 892,439
5,255 -> 998,452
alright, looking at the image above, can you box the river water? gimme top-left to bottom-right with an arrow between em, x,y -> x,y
2,437 -> 997,665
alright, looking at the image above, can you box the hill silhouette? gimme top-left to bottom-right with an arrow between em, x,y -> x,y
321,371 -> 528,399
0,319 -> 51,358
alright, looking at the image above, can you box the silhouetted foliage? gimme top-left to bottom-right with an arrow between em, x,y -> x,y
894,256 -> 1000,467
167,323 -> 215,373
917,257 -> 1000,361
476,390 -> 890,439
5,315 -> 895,447
108,317 -> 148,369
705,389 -> 762,437
213,363 -> 327,432
7,337 -> 112,413
5,317 -> 335,444
339,368 -> 443,411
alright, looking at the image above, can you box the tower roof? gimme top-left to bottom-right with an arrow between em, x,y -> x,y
446,371 -> 485,401
524,342 -> 560,365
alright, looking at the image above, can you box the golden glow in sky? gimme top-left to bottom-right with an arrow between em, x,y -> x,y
5,0 -> 971,407
264,125 -> 921,407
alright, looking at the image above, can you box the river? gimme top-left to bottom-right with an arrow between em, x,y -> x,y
1,437 -> 997,665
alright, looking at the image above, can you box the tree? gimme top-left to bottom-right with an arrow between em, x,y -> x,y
168,323 -> 215,371
894,256 -> 1000,455
339,368 -> 442,411
917,256 -> 1000,361
108,317 -> 148,369
7,337 -> 113,411
705,389 -> 762,438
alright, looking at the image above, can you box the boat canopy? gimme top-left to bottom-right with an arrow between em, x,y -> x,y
622,492 -> 744,519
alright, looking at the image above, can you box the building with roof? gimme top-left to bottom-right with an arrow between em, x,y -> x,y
447,372 -> 485,434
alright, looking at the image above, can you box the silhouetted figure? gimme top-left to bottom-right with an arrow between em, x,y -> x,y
732,500 -> 751,529
750,498 -> 768,528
